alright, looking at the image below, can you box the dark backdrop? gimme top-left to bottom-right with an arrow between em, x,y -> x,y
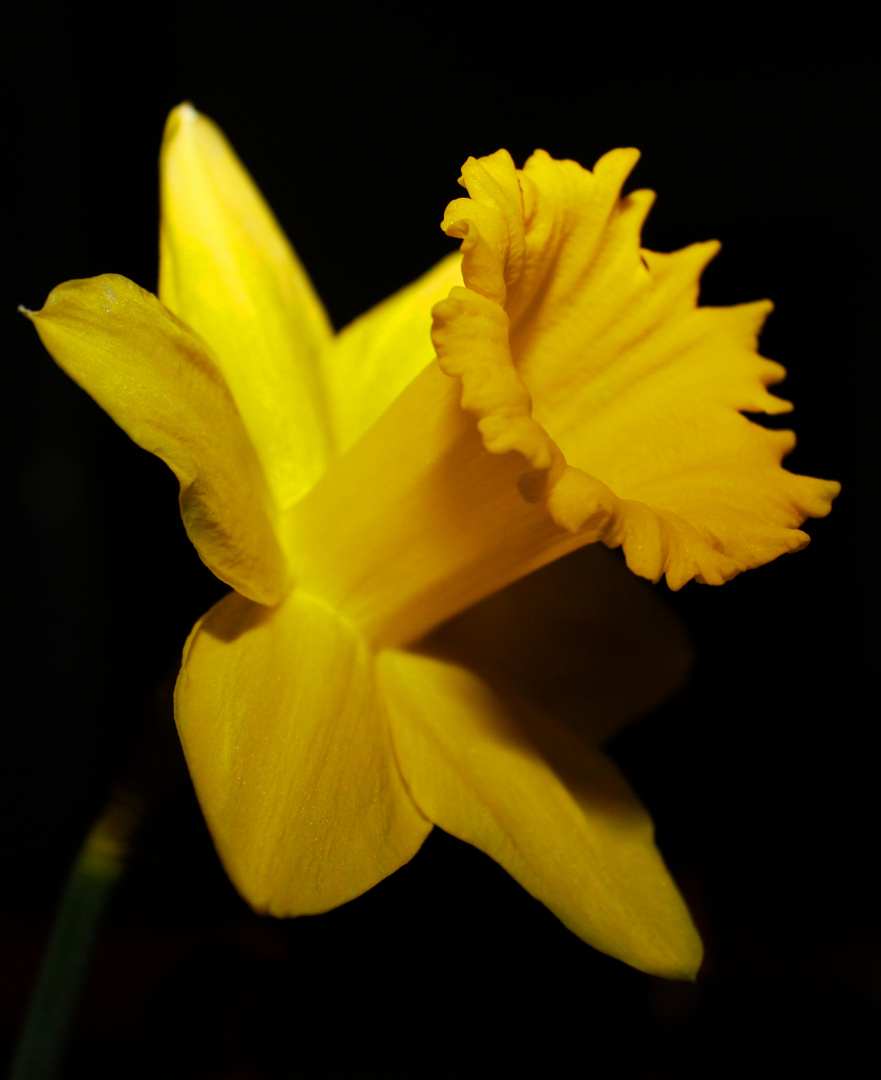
2,4 -> 877,1077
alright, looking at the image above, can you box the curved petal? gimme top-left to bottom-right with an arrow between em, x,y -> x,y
175,589 -> 431,916
323,252 -> 463,455
433,148 -> 840,588
24,274 -> 288,605
159,104 -> 333,508
377,649 -> 702,979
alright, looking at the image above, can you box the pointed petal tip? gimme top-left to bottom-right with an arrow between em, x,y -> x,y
168,100 -> 200,126
595,145 -> 642,175
163,102 -> 208,148
660,959 -> 703,983
653,929 -> 704,982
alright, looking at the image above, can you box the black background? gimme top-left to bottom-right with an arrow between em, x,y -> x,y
2,3 -> 877,1077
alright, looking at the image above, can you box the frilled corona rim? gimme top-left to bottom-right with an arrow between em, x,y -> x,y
431,147 -> 839,589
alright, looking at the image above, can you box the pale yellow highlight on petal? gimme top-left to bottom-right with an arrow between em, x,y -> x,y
160,103 -> 333,509
323,252 -> 463,455
378,650 -> 702,979
175,589 -> 431,916
24,275 -> 288,606
435,147 -> 840,588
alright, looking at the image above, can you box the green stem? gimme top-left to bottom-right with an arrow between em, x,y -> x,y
7,787 -> 144,1080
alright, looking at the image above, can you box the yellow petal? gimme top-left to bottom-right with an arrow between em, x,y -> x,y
377,649 -> 702,979
434,148 -> 840,588
286,357 -> 588,648
323,252 -> 463,455
24,274 -> 288,605
175,589 -> 431,915
420,543 -> 693,747
159,104 -> 333,509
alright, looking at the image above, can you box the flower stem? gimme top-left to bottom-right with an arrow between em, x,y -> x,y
7,786 -> 145,1080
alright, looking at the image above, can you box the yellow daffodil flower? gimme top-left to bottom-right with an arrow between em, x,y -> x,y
25,104 -> 839,980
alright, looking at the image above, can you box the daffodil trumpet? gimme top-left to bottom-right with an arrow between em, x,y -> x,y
25,104 -> 838,980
